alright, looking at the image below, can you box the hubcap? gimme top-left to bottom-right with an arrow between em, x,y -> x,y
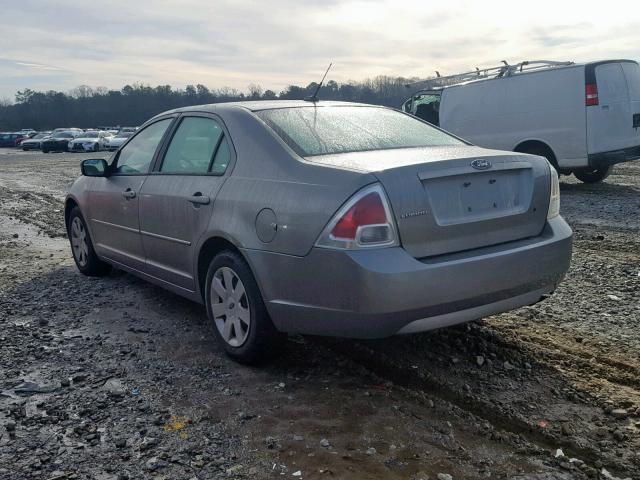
210,267 -> 250,347
70,217 -> 89,267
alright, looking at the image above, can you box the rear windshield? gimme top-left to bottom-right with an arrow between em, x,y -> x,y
255,106 -> 463,156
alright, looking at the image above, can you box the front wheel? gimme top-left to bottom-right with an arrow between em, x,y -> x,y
574,166 -> 612,183
205,251 -> 284,364
67,207 -> 111,276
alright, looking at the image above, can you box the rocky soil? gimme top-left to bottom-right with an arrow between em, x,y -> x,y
0,150 -> 638,480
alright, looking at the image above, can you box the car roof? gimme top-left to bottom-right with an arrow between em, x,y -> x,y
161,100 -> 378,116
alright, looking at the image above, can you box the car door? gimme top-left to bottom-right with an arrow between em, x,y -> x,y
87,117 -> 174,271
139,114 -> 234,291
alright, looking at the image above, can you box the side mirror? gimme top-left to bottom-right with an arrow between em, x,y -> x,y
81,158 -> 109,177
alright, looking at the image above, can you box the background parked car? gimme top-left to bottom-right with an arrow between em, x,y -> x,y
41,131 -> 80,153
51,127 -> 84,136
21,132 -> 52,150
104,131 -> 133,151
118,127 -> 138,134
0,132 -> 29,147
68,130 -> 113,152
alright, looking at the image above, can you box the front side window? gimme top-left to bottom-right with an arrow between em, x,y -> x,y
255,106 -> 460,157
412,94 -> 441,125
115,119 -> 172,174
160,117 -> 223,174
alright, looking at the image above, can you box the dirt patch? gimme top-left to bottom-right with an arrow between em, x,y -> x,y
1,150 -> 639,479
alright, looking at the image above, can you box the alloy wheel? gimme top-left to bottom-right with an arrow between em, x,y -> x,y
70,217 -> 89,267
210,267 -> 251,347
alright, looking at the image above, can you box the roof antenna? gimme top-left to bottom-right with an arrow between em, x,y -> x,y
305,63 -> 332,102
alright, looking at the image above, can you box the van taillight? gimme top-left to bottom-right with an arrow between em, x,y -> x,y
585,83 -> 599,106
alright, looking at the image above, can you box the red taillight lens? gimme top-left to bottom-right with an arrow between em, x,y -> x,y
585,83 -> 599,106
316,184 -> 398,249
331,192 -> 387,239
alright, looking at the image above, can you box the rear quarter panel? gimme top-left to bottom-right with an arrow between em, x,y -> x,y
204,108 -> 375,257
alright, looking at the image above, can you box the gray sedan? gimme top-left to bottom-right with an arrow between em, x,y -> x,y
65,101 -> 572,363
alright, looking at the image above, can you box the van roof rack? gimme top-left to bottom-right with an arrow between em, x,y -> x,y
405,60 -> 575,91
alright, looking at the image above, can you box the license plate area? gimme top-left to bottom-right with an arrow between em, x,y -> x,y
424,169 -> 533,226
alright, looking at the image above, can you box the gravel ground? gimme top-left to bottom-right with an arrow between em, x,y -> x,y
0,150 -> 638,480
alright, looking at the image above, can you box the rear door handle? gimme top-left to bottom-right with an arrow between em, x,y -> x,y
122,188 -> 136,199
187,193 -> 210,205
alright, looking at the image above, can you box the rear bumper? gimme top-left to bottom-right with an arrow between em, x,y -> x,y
243,216 -> 573,338
588,145 -> 640,169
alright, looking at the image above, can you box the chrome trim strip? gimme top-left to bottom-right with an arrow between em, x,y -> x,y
140,230 -> 191,246
92,219 -> 139,234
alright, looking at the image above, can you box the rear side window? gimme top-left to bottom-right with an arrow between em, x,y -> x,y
160,117 -> 224,174
255,106 -> 463,157
211,137 -> 231,174
596,63 -> 628,103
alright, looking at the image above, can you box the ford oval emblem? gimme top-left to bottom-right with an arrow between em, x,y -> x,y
471,159 -> 492,170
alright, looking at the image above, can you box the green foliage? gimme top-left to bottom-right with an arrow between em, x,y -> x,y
0,76 -> 417,130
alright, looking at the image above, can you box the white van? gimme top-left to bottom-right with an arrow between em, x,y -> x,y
402,60 -> 640,183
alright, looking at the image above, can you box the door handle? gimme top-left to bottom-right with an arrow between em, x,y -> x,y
187,192 -> 210,205
122,188 -> 136,199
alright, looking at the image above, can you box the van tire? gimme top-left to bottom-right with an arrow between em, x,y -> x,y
574,166 -> 612,183
514,142 -> 558,170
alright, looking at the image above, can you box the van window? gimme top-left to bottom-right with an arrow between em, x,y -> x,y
596,63 -> 628,103
621,62 -> 640,101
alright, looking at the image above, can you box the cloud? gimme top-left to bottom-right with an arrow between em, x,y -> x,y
0,0 -> 638,99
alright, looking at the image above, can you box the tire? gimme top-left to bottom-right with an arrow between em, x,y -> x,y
22,147 -> 28,151
42,148 -> 49,153
574,166 -> 612,183
93,143 -> 99,152
515,143 -> 558,169
205,250 -> 284,364
67,207 -> 111,276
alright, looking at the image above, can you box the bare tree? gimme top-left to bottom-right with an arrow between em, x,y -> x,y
247,83 -> 263,100
69,85 -> 94,98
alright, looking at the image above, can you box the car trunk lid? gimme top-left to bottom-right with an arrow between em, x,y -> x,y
312,146 -> 550,258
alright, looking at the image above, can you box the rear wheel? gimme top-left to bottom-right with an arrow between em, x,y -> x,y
574,166 -> 612,183
67,207 -> 111,276
515,143 -> 558,169
42,148 -> 49,153
205,251 -> 284,364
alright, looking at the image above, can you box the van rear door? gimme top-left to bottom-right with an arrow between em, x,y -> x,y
586,60 -> 640,155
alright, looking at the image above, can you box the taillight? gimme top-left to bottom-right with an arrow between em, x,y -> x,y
316,184 -> 398,249
585,83 -> 599,106
547,163 -> 560,219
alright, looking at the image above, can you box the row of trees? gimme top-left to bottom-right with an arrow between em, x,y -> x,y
0,76 -> 419,130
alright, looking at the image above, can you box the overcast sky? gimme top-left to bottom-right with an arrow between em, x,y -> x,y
1,0 -> 638,99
